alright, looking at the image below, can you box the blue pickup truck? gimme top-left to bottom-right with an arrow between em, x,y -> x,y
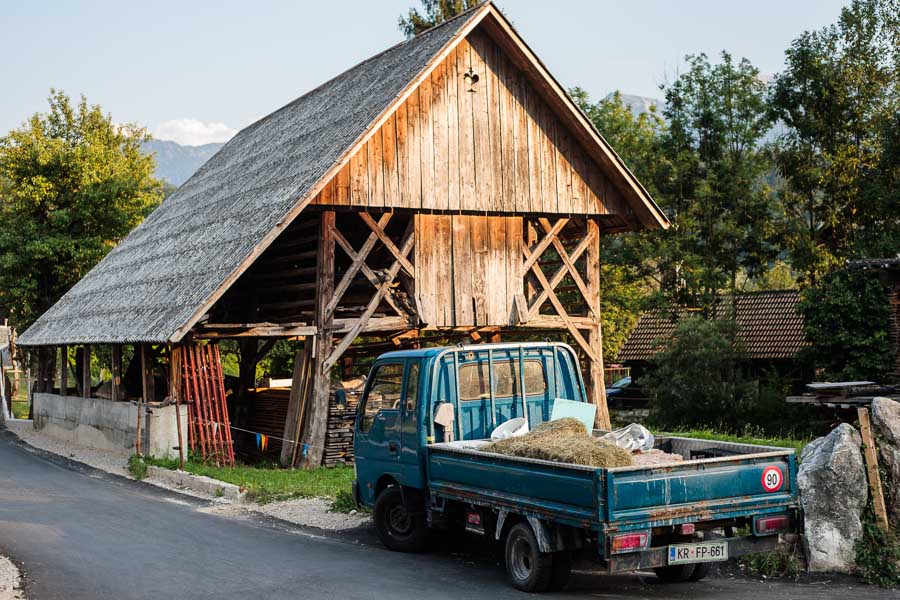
352,342 -> 799,592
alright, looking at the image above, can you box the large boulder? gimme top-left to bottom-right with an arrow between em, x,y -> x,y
798,423 -> 868,573
871,397 -> 900,525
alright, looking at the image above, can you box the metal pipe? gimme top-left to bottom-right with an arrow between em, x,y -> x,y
452,352 -> 462,441
519,347 -> 527,424
487,349 -> 497,429
551,346 -> 559,399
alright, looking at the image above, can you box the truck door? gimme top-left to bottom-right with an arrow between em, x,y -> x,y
355,362 -> 404,484
399,361 -> 423,487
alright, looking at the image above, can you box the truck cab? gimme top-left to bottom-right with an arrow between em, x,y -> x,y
353,342 -> 800,593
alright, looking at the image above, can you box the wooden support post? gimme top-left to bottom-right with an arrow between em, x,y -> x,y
137,343 -> 152,456
111,345 -> 122,402
584,218 -> 610,431
858,407 -> 890,532
298,211 -> 336,469
281,339 -> 312,466
59,345 -> 68,396
170,345 -> 185,470
82,345 -> 92,399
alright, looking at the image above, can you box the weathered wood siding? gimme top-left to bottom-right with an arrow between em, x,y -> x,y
312,28 -> 629,217
415,214 -> 522,327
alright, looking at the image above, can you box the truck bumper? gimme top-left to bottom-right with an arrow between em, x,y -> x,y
604,535 -> 780,573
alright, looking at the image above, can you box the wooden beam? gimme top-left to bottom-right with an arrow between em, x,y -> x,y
298,211 -> 337,468
327,212 -> 392,319
194,325 -> 317,339
140,344 -> 154,403
324,220 -> 415,370
331,221 -> 409,319
59,345 -> 68,396
358,212 -> 415,276
538,217 -> 593,317
170,345 -> 185,469
584,218 -> 610,430
281,340 -> 312,466
82,345 -> 92,399
522,218 -> 568,273
858,407 -> 890,532
528,222 -> 594,318
111,345 -> 122,402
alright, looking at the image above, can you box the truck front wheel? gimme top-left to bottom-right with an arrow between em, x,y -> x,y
374,487 -> 429,553
505,522 -> 553,592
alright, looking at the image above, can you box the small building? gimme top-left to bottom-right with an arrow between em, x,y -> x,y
18,2 -> 667,466
618,290 -> 809,380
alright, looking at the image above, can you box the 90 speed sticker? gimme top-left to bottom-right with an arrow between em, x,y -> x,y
761,466 -> 784,492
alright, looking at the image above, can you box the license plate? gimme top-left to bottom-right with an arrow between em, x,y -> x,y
667,541 -> 728,564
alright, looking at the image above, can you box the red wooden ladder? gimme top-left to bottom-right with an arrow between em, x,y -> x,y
181,343 -> 235,466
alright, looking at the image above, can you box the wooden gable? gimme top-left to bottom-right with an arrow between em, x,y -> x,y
311,27 -> 632,219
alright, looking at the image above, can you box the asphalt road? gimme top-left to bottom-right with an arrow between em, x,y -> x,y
0,429 -> 893,600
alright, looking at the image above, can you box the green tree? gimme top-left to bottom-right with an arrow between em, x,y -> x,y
657,52 -> 780,313
770,0 -> 900,281
398,0 -> 480,37
799,269 -> 893,381
571,89 -> 667,358
0,90 -> 163,331
642,317 -> 756,431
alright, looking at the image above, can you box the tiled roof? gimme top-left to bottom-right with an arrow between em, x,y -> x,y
617,290 -> 807,362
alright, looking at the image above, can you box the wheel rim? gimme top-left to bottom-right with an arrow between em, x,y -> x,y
510,536 -> 534,582
387,503 -> 413,536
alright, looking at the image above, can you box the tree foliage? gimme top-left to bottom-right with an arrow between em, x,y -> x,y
799,269 -> 893,381
770,0 -> 900,281
0,90 -> 163,330
655,52 -> 780,313
398,0 -> 480,37
642,317 -> 757,431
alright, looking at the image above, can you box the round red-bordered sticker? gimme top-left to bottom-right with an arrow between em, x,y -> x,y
761,466 -> 783,492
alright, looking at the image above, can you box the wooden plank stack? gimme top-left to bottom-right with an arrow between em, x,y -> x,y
323,382 -> 364,467
786,381 -> 900,408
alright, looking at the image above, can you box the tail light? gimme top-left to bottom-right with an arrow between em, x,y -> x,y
610,531 -> 650,554
754,514 -> 790,536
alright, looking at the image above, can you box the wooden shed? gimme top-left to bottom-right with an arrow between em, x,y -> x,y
18,2 -> 667,467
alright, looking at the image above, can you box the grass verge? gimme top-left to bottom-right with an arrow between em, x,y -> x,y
10,401 -> 30,419
142,456 -> 355,506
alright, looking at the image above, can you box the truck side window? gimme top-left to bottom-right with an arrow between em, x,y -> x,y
405,363 -> 419,413
359,363 -> 404,433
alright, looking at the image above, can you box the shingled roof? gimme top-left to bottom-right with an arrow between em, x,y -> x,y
617,290 -> 807,362
19,2 -> 667,347
19,8 -> 483,346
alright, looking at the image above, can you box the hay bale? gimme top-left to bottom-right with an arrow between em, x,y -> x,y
484,417 -> 633,468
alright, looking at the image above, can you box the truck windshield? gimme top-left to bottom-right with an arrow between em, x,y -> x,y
359,362 -> 404,433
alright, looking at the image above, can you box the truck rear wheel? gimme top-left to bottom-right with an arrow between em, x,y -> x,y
374,487 -> 429,553
505,522 -> 553,592
689,562 -> 711,581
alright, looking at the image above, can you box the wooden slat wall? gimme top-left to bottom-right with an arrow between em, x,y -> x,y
415,214 -> 522,327
311,28 -> 630,218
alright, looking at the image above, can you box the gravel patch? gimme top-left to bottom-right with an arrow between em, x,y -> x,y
256,497 -> 370,531
5,421 -> 372,532
0,555 -> 23,600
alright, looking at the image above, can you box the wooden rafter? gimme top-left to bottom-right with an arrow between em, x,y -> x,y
324,219 -> 416,371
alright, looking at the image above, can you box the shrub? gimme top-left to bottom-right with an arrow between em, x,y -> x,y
799,270 -> 893,381
643,317 -> 757,431
127,455 -> 148,480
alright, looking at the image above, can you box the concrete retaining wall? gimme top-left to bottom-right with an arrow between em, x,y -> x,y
33,393 -> 187,458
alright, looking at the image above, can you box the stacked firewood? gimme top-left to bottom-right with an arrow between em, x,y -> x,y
323,382 -> 363,467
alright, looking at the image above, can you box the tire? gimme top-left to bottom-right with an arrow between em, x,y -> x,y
689,561 -> 711,581
548,551 -> 572,591
373,487 -> 429,553
653,563 -> 695,583
505,522 -> 554,593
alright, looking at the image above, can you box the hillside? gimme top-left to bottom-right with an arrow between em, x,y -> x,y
142,139 -> 224,186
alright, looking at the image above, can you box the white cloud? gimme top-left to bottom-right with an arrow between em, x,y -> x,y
153,118 -> 237,146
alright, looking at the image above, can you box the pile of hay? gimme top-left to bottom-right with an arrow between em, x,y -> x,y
483,418 -> 633,468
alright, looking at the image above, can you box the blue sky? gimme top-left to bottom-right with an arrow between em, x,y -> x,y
2,0 -> 848,145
